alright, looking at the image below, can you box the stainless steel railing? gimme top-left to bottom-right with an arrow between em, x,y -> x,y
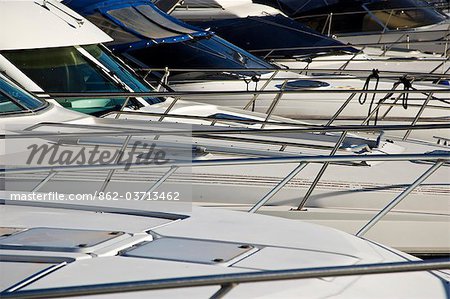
0,258 -> 448,299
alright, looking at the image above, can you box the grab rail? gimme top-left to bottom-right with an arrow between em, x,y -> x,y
1,259 -> 448,298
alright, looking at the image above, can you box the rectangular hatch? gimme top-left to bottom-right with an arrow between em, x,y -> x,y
0,227 -> 127,253
122,237 -> 256,265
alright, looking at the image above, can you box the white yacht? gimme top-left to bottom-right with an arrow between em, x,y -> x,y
171,0 -> 450,72
0,0 -> 306,128
4,79 -> 450,298
0,74 -> 449,294
1,66 -> 449,255
60,0 -> 450,132
1,0 -> 449,254
233,0 -> 450,54
2,191 -> 450,298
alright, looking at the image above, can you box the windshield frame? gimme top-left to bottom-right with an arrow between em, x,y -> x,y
1,44 -> 164,116
0,73 -> 48,116
264,0 -> 447,34
125,35 -> 273,81
362,0 -> 447,31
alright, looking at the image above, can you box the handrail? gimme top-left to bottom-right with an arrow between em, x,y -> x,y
98,134 -> 132,192
5,122 -> 449,224
4,150 -> 449,239
291,5 -> 448,20
1,259 -> 448,299
3,153 -> 448,174
36,87 -> 448,133
35,89 -> 450,99
403,92 -> 436,140
103,110 -> 312,127
156,77 -> 449,84
137,67 -> 450,78
5,122 -> 450,139
214,37 -> 450,52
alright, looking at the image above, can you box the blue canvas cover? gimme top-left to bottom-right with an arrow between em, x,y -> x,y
63,0 -> 211,51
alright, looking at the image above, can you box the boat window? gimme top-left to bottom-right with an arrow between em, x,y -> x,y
208,113 -> 257,125
186,36 -> 272,69
0,92 -> 23,114
152,0 -> 183,13
364,0 -> 446,30
195,14 -> 357,59
258,0 -> 446,34
0,75 -> 46,115
128,35 -> 272,80
83,46 -> 145,92
277,80 -> 330,90
270,0 -> 340,16
82,45 -> 163,105
3,46 -> 162,115
3,47 -> 122,93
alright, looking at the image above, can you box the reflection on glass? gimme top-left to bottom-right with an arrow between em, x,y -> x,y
258,0 -> 447,34
127,36 -> 272,80
365,0 -> 446,30
0,75 -> 46,114
0,92 -> 22,114
3,46 -> 163,116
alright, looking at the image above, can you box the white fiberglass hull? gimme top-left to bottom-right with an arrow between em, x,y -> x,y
15,142 -> 447,214
4,112 -> 449,253
170,72 -> 450,141
275,49 -> 450,76
2,194 -> 449,298
170,73 -> 449,121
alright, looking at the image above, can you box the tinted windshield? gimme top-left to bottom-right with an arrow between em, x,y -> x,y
0,75 -> 46,115
3,45 -> 163,115
82,45 -> 157,94
258,0 -> 447,33
365,0 -> 446,30
126,36 -> 272,80
194,15 -> 357,58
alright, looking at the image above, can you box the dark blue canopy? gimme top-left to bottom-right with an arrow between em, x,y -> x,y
63,0 -> 211,51
193,14 -> 357,58
253,0 -> 447,34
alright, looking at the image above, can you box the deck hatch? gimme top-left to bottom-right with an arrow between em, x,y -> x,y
122,237 -> 255,264
0,227 -> 127,253
0,261 -> 59,292
0,227 -> 25,239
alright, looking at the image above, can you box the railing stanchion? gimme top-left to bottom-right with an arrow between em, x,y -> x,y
403,92 -> 434,140
159,96 -> 180,122
356,160 -> 444,237
210,283 -> 237,299
99,135 -> 132,192
31,171 -> 57,192
361,85 -> 403,125
140,166 -> 179,200
326,93 -> 356,126
115,96 -> 131,119
261,80 -> 287,129
249,163 -> 308,213
243,70 -> 279,110
296,131 -> 348,210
